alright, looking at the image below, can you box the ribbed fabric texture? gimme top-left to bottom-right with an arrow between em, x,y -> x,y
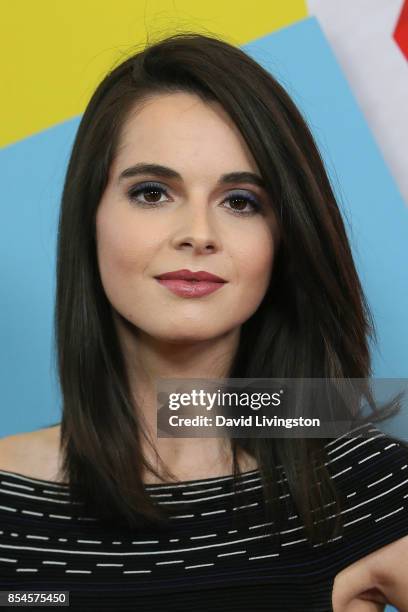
1,422 -> 408,611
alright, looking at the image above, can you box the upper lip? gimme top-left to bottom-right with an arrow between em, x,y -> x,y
154,269 -> 227,282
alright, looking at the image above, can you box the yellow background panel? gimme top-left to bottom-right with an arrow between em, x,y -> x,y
1,0 -> 307,148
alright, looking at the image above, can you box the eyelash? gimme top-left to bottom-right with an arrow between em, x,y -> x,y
126,181 -> 263,216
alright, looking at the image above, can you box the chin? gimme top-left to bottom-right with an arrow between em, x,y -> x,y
153,327 -> 224,344
159,333 -> 214,345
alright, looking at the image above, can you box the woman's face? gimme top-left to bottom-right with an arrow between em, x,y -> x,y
96,92 -> 280,344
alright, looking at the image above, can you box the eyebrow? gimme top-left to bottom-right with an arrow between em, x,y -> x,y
117,162 -> 266,190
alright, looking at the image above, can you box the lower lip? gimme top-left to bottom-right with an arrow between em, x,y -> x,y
155,278 -> 226,297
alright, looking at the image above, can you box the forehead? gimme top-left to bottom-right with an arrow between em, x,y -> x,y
112,92 -> 259,176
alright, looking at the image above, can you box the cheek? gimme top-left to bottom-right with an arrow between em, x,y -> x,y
220,234 -> 274,329
234,233 -> 275,293
95,216 -> 150,300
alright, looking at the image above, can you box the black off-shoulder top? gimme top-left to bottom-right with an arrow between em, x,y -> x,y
1,422 -> 408,611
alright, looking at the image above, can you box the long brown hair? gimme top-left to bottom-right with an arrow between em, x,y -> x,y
54,32 -> 403,543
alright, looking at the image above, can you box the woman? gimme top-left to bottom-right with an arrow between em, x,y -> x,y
1,32 -> 408,611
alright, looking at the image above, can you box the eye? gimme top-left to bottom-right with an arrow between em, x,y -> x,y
222,191 -> 262,216
127,182 -> 169,206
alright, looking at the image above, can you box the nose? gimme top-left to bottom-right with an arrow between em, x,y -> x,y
170,197 -> 220,254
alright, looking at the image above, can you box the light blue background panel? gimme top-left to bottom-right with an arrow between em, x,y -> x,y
1,17 -> 407,444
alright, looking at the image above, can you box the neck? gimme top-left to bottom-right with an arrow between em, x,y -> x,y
113,313 -> 245,482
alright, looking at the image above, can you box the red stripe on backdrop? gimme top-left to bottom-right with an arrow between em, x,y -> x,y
394,0 -> 408,60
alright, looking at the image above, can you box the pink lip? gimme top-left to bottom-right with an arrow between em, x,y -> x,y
155,269 -> 226,282
155,278 -> 226,298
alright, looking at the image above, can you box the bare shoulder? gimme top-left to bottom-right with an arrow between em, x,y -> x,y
0,425 -> 63,482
